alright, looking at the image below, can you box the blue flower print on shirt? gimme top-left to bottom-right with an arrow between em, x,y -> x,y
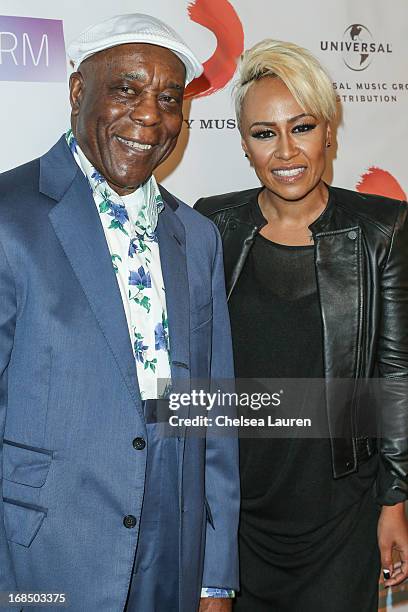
128,233 -> 151,259
129,266 -> 152,312
147,230 -> 158,244
155,315 -> 169,352
134,219 -> 158,243
134,333 -> 148,364
91,169 -> 105,186
129,266 -> 151,290
128,239 -> 138,258
134,333 -> 157,372
108,202 -> 129,228
99,190 -> 129,235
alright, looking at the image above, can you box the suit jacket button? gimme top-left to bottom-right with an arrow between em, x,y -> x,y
133,437 -> 146,450
123,515 -> 137,529
347,230 -> 357,240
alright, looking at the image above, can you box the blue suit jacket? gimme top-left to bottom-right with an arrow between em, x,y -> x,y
0,137 -> 239,611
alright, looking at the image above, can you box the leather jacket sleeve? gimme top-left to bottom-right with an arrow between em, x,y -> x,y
376,202 -> 408,505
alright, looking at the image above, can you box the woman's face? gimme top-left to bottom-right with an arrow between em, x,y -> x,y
240,77 -> 331,203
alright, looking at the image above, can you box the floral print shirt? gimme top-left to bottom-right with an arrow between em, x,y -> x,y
66,129 -> 171,400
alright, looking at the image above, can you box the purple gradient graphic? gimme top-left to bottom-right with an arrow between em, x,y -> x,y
0,15 -> 66,82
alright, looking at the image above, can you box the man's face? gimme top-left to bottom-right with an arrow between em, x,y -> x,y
70,43 -> 185,195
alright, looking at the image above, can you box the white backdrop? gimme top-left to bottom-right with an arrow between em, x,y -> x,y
1,1 -> 407,609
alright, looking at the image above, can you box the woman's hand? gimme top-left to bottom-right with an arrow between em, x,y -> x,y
378,502 -> 408,587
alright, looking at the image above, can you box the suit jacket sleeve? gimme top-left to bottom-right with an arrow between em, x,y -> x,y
0,238 -> 18,591
202,223 -> 240,589
376,201 -> 408,505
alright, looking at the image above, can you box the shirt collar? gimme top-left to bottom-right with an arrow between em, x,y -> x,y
65,128 -> 164,233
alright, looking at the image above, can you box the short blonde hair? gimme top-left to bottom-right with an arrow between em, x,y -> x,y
234,39 -> 337,127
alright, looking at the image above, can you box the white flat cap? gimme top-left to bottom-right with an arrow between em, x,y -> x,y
67,13 -> 203,84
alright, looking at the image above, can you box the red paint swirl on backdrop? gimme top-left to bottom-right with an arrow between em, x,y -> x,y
356,167 -> 406,200
184,0 -> 244,99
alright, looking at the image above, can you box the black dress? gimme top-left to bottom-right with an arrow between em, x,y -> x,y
229,200 -> 380,612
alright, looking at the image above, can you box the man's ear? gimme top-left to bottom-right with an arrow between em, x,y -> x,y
69,71 -> 84,117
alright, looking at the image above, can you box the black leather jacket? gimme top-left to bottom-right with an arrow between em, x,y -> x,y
195,185 -> 408,505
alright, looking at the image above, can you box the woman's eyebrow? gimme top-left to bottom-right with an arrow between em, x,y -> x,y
250,113 -> 315,128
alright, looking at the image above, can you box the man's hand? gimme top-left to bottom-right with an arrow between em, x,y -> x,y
199,598 -> 233,612
378,502 -> 408,587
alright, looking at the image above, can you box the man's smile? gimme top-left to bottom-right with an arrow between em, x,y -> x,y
116,135 -> 154,151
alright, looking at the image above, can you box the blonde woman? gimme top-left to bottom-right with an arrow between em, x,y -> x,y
196,40 -> 408,611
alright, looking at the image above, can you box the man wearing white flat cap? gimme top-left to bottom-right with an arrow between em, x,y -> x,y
0,13 -> 239,612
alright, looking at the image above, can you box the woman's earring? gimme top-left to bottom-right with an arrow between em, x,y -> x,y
326,141 -> 331,148
244,153 -> 249,158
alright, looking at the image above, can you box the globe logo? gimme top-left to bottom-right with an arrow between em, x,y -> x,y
342,24 -> 373,71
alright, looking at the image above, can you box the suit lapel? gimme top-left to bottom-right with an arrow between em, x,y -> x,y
41,137 -> 143,419
156,196 -> 190,383
157,191 -> 191,495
